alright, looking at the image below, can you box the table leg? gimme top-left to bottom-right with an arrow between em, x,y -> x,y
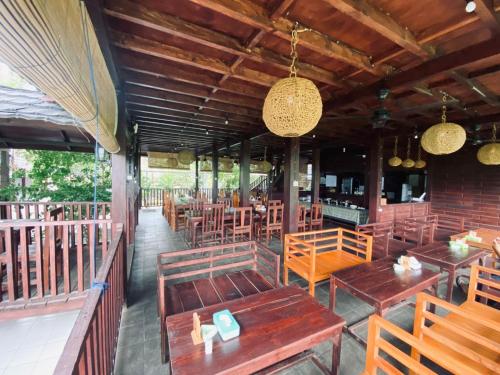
430,281 -> 438,314
329,277 -> 336,312
445,268 -> 455,302
331,332 -> 342,375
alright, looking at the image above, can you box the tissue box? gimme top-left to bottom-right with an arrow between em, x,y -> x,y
213,309 -> 240,341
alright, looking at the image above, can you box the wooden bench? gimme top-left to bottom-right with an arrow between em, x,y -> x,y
156,240 -> 280,362
284,228 -> 372,296
362,264 -> 500,374
356,221 -> 415,259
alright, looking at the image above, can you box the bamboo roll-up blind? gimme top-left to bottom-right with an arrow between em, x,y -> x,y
0,1 -> 119,153
148,152 -> 191,170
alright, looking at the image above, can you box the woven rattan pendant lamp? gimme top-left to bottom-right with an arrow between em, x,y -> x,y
402,137 -> 415,168
388,136 -> 402,167
477,124 -> 500,165
263,24 -> 322,137
421,93 -> 466,155
177,150 -> 195,164
415,143 -> 426,169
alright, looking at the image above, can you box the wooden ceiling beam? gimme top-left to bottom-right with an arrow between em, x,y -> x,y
133,115 -> 252,133
126,96 -> 261,124
119,51 -> 266,99
122,71 -> 264,108
137,123 -> 242,139
474,0 -> 500,31
325,35 -> 500,110
449,70 -> 500,107
126,84 -> 261,118
136,119 -> 252,136
187,0 -> 391,75
104,0 -> 345,87
111,30 -> 280,87
323,0 -> 434,58
128,106 -> 253,127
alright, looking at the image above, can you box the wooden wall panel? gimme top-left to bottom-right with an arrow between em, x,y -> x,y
378,202 -> 430,223
429,147 -> 500,230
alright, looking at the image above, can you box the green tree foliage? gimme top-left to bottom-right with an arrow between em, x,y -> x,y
0,150 -> 111,202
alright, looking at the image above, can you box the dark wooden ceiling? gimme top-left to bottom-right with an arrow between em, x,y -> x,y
98,0 -> 500,156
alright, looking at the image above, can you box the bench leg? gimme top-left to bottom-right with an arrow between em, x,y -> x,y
329,278 -> 336,312
283,265 -> 289,286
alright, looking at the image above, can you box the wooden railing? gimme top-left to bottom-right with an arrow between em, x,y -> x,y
0,219 -> 112,303
250,175 -> 268,194
54,224 -> 125,375
141,188 -> 235,208
0,201 -> 111,220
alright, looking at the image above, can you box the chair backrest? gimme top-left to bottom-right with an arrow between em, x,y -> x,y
268,200 -> 282,207
467,264 -> 500,305
217,198 -> 232,210
189,200 -> 204,215
232,207 -> 252,230
297,205 -> 306,225
267,204 -> 283,226
44,207 -> 64,249
356,221 -> 393,258
311,203 -> 323,222
363,314 -> 439,375
201,204 -> 224,234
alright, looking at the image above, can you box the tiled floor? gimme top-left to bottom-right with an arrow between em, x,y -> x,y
0,309 -> 79,375
114,208 -> 465,375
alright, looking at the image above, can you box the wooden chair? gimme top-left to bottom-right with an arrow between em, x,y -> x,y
184,200 -> 204,243
363,266 -> 500,375
284,228 -> 372,296
261,204 -> 284,244
297,205 -> 307,232
356,221 -> 416,259
307,203 -> 323,231
198,204 -> 225,247
268,200 -> 282,207
226,207 -> 252,242
217,197 -> 232,210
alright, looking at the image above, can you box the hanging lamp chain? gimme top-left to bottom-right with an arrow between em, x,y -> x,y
407,137 -> 411,158
418,142 -> 422,160
289,24 -> 299,77
492,123 -> 497,143
393,136 -> 398,156
441,92 -> 447,124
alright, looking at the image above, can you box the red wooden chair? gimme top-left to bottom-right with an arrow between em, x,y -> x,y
198,204 -> 225,247
226,207 -> 253,242
308,203 -> 323,231
217,198 -> 232,210
268,200 -> 282,207
297,205 -> 307,232
261,204 -> 284,244
184,200 -> 204,243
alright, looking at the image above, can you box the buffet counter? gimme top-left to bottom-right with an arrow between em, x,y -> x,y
301,202 -> 368,225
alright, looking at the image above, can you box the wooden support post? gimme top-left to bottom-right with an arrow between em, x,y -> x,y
212,144 -> 218,203
368,131 -> 383,223
239,139 -> 250,207
311,147 -> 321,203
195,150 -> 199,196
284,138 -> 300,234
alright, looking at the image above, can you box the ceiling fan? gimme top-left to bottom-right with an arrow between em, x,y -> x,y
371,88 -> 391,129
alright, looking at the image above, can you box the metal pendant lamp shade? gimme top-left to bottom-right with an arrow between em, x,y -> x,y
477,124 -> 500,165
177,150 -> 195,164
421,93 -> 466,155
388,136 -> 402,167
262,25 -> 322,137
402,137 -> 415,168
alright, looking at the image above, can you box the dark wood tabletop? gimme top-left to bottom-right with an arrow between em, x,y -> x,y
450,228 -> 500,252
166,285 -> 345,375
407,241 -> 488,301
330,257 -> 440,316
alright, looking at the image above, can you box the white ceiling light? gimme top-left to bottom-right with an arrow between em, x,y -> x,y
465,1 -> 476,13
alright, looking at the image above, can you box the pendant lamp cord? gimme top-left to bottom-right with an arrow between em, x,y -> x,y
80,1 -> 100,282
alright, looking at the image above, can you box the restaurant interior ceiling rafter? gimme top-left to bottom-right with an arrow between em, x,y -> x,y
96,0 -> 500,156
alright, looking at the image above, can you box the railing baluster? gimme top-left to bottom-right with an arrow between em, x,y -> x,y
20,227 -> 30,299
63,225 -> 70,294
34,226 -> 44,298
49,224 -> 57,296
5,227 -> 17,301
77,223 -> 84,292
89,223 -> 95,283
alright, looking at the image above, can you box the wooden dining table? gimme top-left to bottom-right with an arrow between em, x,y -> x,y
450,227 -> 500,252
166,285 -> 345,375
407,241 -> 488,302
330,257 -> 440,347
